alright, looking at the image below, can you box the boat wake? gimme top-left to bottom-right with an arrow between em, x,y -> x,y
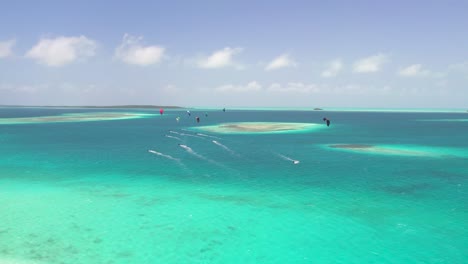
166,135 -> 182,141
170,130 -> 204,139
277,153 -> 300,164
197,133 -> 221,139
148,150 -> 180,162
212,140 -> 238,156
178,144 -> 223,166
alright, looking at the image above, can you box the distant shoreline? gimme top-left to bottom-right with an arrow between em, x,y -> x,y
0,105 -> 184,109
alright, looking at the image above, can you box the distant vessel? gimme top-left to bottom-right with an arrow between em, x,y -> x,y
314,108 -> 323,110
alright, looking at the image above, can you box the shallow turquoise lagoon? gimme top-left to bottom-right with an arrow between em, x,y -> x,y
0,108 -> 467,263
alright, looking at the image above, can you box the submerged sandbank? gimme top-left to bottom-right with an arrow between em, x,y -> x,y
0,112 -> 157,125
192,122 -> 324,134
326,144 -> 468,158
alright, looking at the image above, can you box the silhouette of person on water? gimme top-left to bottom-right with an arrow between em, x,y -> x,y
323,117 -> 330,127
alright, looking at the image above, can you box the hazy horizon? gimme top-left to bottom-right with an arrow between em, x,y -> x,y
1,1 -> 467,108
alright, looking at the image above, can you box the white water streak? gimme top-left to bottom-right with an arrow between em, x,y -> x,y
277,153 -> 300,164
212,140 -> 238,156
197,133 -> 221,139
178,144 -> 222,166
166,135 -> 181,141
148,150 -> 180,162
170,130 -> 204,139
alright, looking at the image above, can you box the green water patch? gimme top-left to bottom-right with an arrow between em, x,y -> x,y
324,144 -> 468,158
0,112 -> 157,125
191,122 -> 324,134
1,168 -> 467,264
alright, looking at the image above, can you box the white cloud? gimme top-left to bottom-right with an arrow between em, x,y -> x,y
265,54 -> 297,71
398,64 -> 430,77
353,53 -> 388,73
0,39 -> 15,58
321,59 -> 343,77
198,47 -> 242,69
114,34 -> 165,66
26,36 -> 96,66
267,82 -> 319,93
214,81 -> 262,93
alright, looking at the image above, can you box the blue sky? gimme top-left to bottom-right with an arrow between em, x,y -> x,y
0,0 -> 467,108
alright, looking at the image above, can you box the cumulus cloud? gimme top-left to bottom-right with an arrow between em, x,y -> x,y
198,47 -> 242,69
26,36 -> 96,66
114,34 -> 165,66
214,81 -> 262,93
398,64 -> 430,77
0,39 -> 15,58
353,53 -> 388,73
265,54 -> 297,71
321,59 -> 343,77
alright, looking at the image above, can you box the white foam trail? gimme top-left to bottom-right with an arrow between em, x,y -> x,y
277,153 -> 300,164
178,144 -> 192,151
212,140 -> 238,156
169,130 -> 182,135
181,128 -> 195,133
148,150 -> 180,162
197,133 -> 221,139
166,135 -> 181,141
170,130 -> 203,139
178,144 -> 222,166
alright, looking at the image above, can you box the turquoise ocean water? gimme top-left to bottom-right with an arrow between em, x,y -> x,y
0,107 -> 467,264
